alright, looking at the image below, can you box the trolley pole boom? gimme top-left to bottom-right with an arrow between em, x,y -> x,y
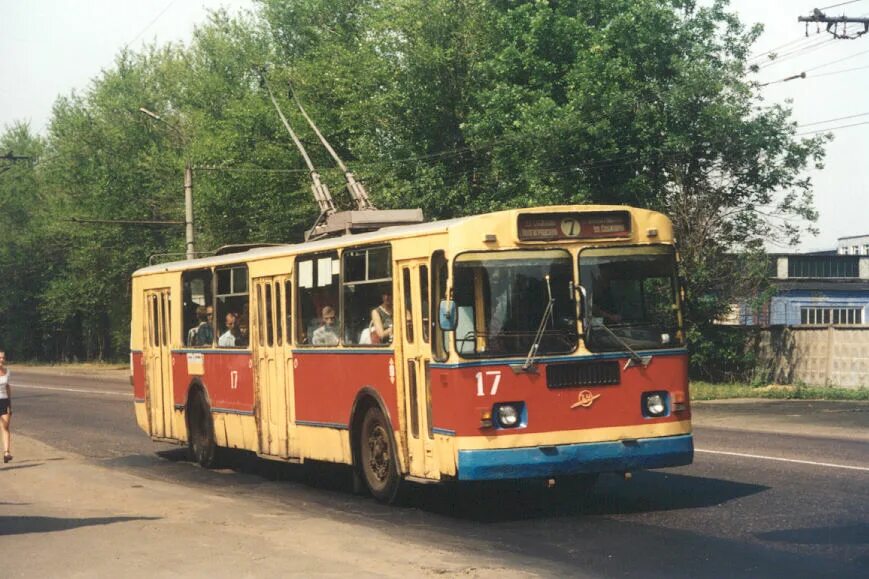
289,83 -> 375,211
263,79 -> 336,217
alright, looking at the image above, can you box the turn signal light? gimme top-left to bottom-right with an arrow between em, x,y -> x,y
480,409 -> 493,429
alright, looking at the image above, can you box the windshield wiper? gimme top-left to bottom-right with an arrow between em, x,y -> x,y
515,275 -> 554,373
592,321 -> 652,369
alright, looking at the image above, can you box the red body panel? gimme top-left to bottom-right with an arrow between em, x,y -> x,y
292,351 -> 398,427
171,351 -> 254,413
430,354 -> 691,437
131,351 -> 145,401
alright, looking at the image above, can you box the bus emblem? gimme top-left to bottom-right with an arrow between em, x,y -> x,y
571,390 -> 600,409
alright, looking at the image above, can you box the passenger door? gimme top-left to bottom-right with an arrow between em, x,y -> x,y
252,276 -> 295,457
144,288 -> 173,439
397,260 -> 439,479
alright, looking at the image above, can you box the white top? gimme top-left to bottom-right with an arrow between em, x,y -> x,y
0,371 -> 9,399
218,330 -> 236,347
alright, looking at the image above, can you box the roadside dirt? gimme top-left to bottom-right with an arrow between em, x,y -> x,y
2,435 -> 541,578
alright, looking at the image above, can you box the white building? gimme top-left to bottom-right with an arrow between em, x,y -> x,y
837,234 -> 869,256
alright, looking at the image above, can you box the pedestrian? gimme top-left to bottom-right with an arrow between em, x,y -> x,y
0,350 -> 12,463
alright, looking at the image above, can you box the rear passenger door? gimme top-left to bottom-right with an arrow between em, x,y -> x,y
252,276 -> 295,458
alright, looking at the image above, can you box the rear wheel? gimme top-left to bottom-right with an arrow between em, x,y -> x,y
187,392 -> 217,468
359,406 -> 400,503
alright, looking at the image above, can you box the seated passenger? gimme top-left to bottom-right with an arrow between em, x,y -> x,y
188,306 -> 214,347
236,314 -> 250,348
312,306 -> 339,346
218,312 -> 239,347
370,292 -> 394,344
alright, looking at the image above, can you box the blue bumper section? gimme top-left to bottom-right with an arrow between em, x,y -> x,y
456,434 -> 694,481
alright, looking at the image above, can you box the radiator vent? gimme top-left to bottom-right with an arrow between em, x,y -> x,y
546,361 -> 620,389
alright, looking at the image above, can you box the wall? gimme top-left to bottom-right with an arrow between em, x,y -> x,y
752,326 -> 869,389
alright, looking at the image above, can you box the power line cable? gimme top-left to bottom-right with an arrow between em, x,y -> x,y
817,1 -> 865,10
797,120 -> 869,135
803,46 -> 869,72
757,38 -> 837,69
799,111 -> 869,127
124,0 -> 180,49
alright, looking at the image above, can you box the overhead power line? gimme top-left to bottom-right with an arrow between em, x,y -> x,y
799,111 -> 869,126
797,119 -> 869,135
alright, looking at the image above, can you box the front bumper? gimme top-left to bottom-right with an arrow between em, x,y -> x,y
456,434 -> 694,481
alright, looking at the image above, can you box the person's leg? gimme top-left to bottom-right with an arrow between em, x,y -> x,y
1,411 -> 11,459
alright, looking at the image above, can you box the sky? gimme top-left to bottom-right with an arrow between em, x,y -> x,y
1,0 -> 867,251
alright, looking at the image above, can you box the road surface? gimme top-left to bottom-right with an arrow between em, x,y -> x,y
3,366 -> 868,577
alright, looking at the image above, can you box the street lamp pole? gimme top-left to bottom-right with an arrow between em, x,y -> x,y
139,107 -> 196,260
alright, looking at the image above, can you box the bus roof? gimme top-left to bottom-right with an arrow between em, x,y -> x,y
132,204 -> 663,277
132,215 -> 469,276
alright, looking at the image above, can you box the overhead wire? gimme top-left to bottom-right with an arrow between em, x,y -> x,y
817,0 -> 865,10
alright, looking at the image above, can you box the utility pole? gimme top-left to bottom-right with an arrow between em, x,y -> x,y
799,8 -> 869,39
139,107 -> 196,260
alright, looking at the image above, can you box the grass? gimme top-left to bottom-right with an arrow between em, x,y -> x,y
691,381 -> 869,401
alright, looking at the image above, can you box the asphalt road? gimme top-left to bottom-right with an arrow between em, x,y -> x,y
8,367 -> 869,578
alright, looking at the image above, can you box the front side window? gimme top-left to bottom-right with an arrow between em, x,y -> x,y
453,249 -> 577,358
342,245 -> 392,346
579,246 -> 682,352
183,269 -> 214,347
216,265 -> 249,348
297,251 -> 340,346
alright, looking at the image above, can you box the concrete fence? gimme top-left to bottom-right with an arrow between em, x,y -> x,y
752,326 -> 869,388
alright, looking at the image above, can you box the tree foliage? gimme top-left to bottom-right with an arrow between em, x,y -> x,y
0,0 -> 827,365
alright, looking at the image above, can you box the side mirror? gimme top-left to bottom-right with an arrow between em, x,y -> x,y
438,299 -> 457,331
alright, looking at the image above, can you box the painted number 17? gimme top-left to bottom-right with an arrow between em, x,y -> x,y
475,370 -> 501,396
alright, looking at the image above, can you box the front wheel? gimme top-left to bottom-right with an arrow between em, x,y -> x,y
359,406 -> 400,503
187,392 -> 217,468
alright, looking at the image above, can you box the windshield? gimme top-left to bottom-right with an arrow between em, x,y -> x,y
453,250 -> 577,358
579,246 -> 682,352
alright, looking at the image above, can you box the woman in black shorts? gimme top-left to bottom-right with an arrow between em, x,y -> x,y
0,350 -> 12,463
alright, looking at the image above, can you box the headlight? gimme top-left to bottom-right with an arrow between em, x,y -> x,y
642,392 -> 668,417
498,404 -> 519,427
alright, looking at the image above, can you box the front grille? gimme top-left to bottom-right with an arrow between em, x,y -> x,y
546,360 -> 620,389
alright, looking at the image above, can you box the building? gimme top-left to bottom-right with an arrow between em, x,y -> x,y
837,234 -> 869,256
761,253 -> 869,326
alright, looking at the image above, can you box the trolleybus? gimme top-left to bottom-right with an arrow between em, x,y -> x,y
131,204 -> 693,502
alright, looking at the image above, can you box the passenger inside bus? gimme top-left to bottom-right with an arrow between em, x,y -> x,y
187,305 -> 214,347
236,314 -> 250,348
218,312 -> 239,347
312,305 -> 339,346
370,292 -> 393,344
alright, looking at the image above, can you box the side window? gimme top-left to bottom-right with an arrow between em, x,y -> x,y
432,251 -> 450,361
403,267 -> 414,343
183,269 -> 214,348
342,245 -> 392,346
216,265 -> 249,348
420,265 -> 430,343
284,279 -> 293,344
297,251 -> 340,346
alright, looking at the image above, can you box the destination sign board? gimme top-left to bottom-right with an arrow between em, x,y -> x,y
517,211 -> 631,242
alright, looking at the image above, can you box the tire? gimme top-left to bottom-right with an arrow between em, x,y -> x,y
187,391 -> 217,468
358,406 -> 400,503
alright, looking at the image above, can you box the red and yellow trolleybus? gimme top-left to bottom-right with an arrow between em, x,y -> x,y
131,204 -> 693,501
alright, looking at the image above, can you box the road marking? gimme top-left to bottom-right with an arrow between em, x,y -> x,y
14,383 -> 132,398
696,448 -> 869,472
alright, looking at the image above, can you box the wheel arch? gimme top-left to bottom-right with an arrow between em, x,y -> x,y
183,378 -> 212,438
349,386 -> 404,477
